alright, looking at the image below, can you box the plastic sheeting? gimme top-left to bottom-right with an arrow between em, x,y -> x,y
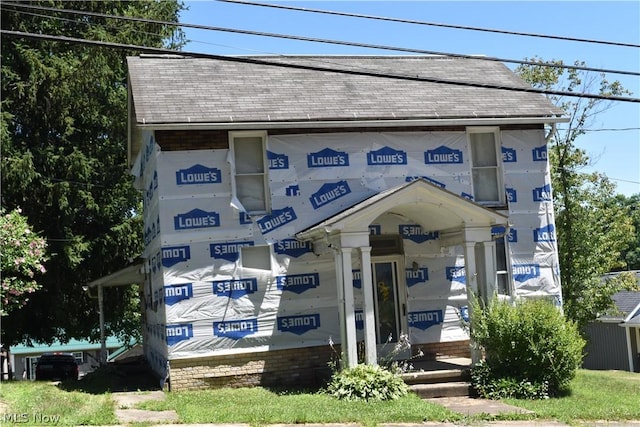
135,129 -> 562,362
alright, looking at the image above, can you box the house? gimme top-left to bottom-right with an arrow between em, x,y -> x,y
583,274 -> 640,372
126,54 -> 567,390
9,337 -> 127,380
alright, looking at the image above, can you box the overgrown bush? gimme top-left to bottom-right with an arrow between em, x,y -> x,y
326,363 -> 408,401
470,297 -> 585,398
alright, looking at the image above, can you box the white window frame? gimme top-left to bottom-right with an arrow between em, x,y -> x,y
494,234 -> 513,296
72,351 -> 84,364
467,127 -> 504,206
229,131 -> 270,214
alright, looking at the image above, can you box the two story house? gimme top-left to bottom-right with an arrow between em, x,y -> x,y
126,55 -> 567,390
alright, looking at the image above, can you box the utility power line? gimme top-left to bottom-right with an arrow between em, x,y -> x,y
2,1 -> 639,78
2,29 -> 639,104
220,0 -> 640,49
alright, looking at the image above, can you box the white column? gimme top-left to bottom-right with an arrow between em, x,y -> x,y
334,247 -> 358,368
359,246 -> 377,365
462,241 -> 482,364
98,284 -> 107,365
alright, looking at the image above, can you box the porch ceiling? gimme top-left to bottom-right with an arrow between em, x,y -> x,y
296,178 -> 508,241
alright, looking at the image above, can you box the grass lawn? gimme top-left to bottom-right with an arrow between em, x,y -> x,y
0,380 -> 117,426
504,369 -> 640,425
0,369 -> 638,426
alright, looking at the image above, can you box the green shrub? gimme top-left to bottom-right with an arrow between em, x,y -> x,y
326,363 -> 408,401
471,297 -> 585,398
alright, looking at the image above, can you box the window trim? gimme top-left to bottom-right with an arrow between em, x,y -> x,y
494,234 -> 513,296
467,126 -> 505,206
229,131 -> 270,214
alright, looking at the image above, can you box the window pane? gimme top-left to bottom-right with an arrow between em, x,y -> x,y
472,168 -> 499,201
242,245 -> 271,270
470,133 -> 497,167
237,175 -> 266,211
235,137 -> 264,174
495,237 -> 507,271
497,274 -> 509,295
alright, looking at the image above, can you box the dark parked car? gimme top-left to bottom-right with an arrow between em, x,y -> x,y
35,353 -> 79,381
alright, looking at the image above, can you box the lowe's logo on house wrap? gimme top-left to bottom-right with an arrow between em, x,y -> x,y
162,245 -> 191,267
367,146 -> 407,165
257,207 -> 297,234
502,147 -> 517,163
353,269 -> 362,288
406,267 -> 429,287
533,184 -> 553,202
214,319 -> 258,339
369,224 -> 381,235
446,266 -> 466,284
408,310 -> 443,330
506,188 -> 518,203
164,283 -> 193,305
513,264 -> 541,282
310,181 -> 351,209
276,273 -> 319,294
212,278 -> 258,298
406,176 -> 446,189
307,148 -> 349,168
400,224 -> 439,243
355,310 -> 364,330
424,146 -> 463,164
166,324 -> 193,345
210,241 -> 254,262
532,145 -> 548,161
174,209 -> 220,230
491,225 -> 507,237
507,228 -> 518,242
239,212 -> 252,225
277,314 -> 321,335
275,239 -> 313,257
175,164 -> 221,185
285,185 -> 300,196
534,224 -> 556,242
267,151 -> 289,169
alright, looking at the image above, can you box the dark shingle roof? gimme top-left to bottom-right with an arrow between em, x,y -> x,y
127,55 -> 566,125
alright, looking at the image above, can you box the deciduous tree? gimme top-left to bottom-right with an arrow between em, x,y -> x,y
516,58 -> 636,332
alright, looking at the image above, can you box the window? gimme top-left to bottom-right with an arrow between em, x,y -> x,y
230,131 -> 269,213
72,352 -> 84,364
468,128 -> 503,205
241,245 -> 272,270
495,236 -> 511,295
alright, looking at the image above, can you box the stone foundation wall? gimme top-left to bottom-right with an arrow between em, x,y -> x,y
168,340 -> 471,391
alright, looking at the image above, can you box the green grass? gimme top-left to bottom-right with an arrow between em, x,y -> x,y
139,387 -> 461,426
0,380 -> 117,426
1,369 -> 638,426
503,370 -> 640,425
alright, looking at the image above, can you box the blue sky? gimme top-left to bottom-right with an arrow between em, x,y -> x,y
179,1 -> 639,196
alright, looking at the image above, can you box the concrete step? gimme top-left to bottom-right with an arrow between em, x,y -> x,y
409,381 -> 473,399
401,368 -> 470,385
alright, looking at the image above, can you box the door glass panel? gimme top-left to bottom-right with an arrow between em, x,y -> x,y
374,262 -> 399,344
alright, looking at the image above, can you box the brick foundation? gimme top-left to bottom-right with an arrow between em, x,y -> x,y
168,340 -> 470,391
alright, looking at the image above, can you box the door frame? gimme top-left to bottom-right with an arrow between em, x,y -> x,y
370,255 -> 409,359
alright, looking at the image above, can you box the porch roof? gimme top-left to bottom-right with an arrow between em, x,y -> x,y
296,178 -> 509,241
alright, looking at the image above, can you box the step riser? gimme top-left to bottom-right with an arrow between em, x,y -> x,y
402,369 -> 470,385
409,382 -> 473,399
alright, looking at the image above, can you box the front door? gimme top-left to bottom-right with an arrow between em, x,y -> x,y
371,257 -> 408,358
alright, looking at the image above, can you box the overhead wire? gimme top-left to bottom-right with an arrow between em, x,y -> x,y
1,1 -> 639,77
219,0 -> 640,49
2,29 -> 639,104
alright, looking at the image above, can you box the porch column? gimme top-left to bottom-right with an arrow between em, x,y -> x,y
98,284 -> 107,365
462,240 -> 482,364
335,247 -> 358,368
359,246 -> 377,365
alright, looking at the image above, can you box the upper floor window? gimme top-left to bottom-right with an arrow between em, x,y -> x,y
230,131 -> 269,214
468,127 -> 503,205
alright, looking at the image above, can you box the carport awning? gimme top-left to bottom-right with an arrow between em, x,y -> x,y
87,260 -> 145,288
